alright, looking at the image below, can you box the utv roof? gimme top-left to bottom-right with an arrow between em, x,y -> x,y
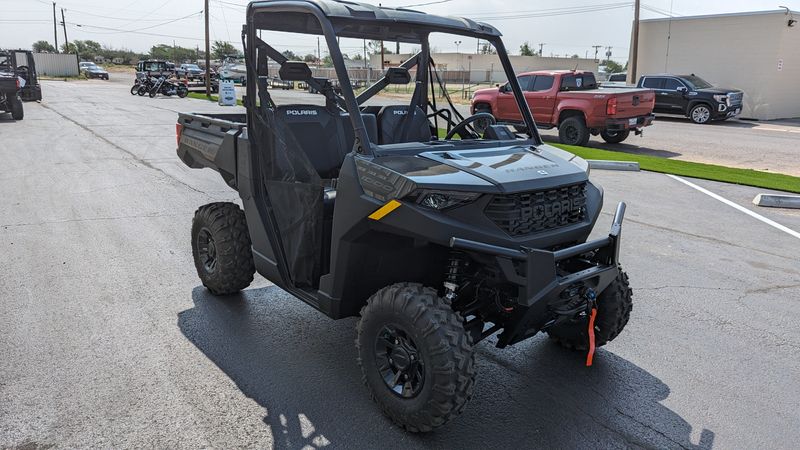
248,0 -> 502,43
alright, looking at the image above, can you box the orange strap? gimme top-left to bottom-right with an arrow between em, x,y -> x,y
585,308 -> 598,367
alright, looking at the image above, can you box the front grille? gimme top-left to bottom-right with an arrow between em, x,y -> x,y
728,92 -> 743,105
485,183 -> 587,236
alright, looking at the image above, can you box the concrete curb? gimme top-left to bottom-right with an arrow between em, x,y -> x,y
587,160 -> 640,171
752,194 -> 800,209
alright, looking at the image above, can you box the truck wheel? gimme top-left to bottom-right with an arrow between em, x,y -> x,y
558,116 -> 590,146
600,129 -> 630,144
191,202 -> 255,295
356,283 -> 476,432
547,269 -> 633,351
10,95 -> 23,120
689,104 -> 712,124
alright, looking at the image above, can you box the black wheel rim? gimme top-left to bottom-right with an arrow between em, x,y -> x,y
374,324 -> 425,398
196,228 -> 217,273
565,125 -> 578,142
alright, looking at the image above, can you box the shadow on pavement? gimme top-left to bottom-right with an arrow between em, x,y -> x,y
540,135 -> 682,159
178,285 -> 714,449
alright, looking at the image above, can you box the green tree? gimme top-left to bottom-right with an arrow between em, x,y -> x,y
519,41 -> 534,56
303,54 -> 317,63
211,41 -> 240,60
479,43 -> 496,55
351,53 -> 363,61
282,50 -> 300,61
61,42 -> 77,54
602,59 -> 625,74
32,40 -> 56,53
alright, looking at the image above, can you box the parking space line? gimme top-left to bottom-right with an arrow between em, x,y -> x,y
666,174 -> 800,240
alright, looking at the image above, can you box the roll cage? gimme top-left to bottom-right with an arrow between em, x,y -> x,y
242,0 -> 542,153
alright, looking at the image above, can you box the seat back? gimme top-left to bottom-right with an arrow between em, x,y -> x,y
339,113 -> 378,150
378,105 -> 432,144
274,105 -> 347,178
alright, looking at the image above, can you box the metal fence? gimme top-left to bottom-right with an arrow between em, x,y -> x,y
32,53 -> 79,77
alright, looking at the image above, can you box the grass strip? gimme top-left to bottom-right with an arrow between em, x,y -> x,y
553,143 -> 800,194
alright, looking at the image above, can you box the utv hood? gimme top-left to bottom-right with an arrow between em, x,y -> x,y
373,144 -> 588,193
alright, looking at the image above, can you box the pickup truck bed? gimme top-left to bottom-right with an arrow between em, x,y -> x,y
176,112 -> 247,188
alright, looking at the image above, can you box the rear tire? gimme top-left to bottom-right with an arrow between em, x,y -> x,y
10,95 -> 23,120
177,86 -> 188,98
547,269 -> 633,351
558,116 -> 590,146
148,89 -> 157,98
191,202 -> 255,295
137,86 -> 148,96
356,283 -> 476,432
600,129 -> 630,144
130,85 -> 139,95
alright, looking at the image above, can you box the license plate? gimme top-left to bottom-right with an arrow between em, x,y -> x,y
628,118 -> 637,126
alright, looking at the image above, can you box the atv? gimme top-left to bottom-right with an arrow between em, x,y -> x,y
176,0 -> 633,432
0,49 -> 42,102
0,52 -> 23,120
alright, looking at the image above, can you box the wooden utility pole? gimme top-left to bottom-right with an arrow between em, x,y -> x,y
52,2 -> 58,52
204,0 -> 211,98
60,8 -> 73,58
630,0 -> 640,83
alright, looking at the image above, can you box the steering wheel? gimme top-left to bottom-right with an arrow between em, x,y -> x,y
445,112 -> 496,140
16,65 -> 30,82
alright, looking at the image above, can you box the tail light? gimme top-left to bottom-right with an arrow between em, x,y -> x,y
606,97 -> 617,115
176,123 -> 183,147
15,78 -> 20,89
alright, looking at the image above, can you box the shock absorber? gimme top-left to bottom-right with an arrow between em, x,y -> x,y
443,251 -> 469,302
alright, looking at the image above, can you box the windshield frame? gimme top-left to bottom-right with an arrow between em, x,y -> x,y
245,1 -> 543,156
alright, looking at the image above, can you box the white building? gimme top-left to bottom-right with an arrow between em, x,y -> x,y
631,10 -> 799,120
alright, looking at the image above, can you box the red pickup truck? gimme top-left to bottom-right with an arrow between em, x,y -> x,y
471,70 -> 655,145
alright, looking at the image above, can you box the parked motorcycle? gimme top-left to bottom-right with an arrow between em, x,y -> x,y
148,76 -> 188,98
137,77 -> 157,96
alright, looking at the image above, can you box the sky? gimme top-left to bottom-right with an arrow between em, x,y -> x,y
1,0 -> 797,62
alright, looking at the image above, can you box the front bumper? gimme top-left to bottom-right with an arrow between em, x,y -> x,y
715,103 -> 742,119
605,114 -> 655,132
450,202 -> 626,347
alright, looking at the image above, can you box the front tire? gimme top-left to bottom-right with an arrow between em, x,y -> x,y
191,202 -> 255,295
600,129 -> 630,144
558,116 -> 590,146
10,95 -> 23,120
689,104 -> 712,124
356,283 -> 476,432
547,269 -> 633,351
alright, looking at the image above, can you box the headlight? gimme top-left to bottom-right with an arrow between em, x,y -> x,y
407,189 -> 481,210
713,94 -> 728,104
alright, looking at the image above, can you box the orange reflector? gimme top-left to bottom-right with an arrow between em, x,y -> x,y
368,200 -> 401,220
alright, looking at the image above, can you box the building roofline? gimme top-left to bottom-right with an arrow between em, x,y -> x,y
641,9 -> 799,23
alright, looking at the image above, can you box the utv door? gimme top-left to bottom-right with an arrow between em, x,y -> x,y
248,77 -> 324,290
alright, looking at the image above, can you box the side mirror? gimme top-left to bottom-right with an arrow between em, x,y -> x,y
677,86 -> 688,93
279,61 -> 312,81
385,67 -> 411,84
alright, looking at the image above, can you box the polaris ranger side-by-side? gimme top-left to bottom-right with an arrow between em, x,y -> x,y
176,0 -> 633,432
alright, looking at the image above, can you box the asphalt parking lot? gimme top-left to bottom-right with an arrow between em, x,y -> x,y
1,79 -> 799,449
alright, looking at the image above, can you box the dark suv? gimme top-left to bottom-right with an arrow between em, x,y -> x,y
637,74 -> 743,124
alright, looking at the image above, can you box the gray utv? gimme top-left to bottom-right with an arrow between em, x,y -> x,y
176,0 -> 633,432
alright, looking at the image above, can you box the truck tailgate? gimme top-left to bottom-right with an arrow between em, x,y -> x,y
177,112 -> 246,187
603,87 -> 655,117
